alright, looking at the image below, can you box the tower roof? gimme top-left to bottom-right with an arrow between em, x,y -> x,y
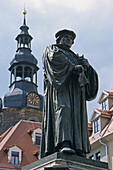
9,10 -> 38,68
15,10 -> 33,52
2,10 -> 42,109
20,9 -> 29,34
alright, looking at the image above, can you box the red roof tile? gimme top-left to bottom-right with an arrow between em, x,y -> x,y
0,120 -> 42,169
89,87 -> 113,145
97,109 -> 113,116
105,91 -> 113,96
89,116 -> 113,144
0,127 -> 12,142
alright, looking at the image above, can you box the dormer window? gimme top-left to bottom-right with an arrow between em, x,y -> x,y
11,151 -> 19,165
7,146 -> 22,165
94,117 -> 99,134
35,133 -> 41,146
30,128 -> 42,146
102,99 -> 107,110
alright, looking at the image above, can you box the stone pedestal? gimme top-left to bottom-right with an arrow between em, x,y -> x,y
22,152 -> 108,170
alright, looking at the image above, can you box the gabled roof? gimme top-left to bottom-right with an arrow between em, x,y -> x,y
4,144 -> 24,153
0,121 -> 21,151
90,109 -> 112,122
89,86 -> 113,145
0,120 -> 42,169
90,109 -> 101,122
105,91 -> 113,96
98,109 -> 113,116
0,127 -> 12,142
98,86 -> 113,104
89,114 -> 113,145
27,126 -> 42,135
98,91 -> 109,104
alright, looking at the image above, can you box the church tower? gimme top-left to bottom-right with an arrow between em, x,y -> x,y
0,10 -> 43,135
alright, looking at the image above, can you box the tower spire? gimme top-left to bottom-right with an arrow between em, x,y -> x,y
3,10 -> 40,109
15,9 -> 33,52
23,7 -> 27,25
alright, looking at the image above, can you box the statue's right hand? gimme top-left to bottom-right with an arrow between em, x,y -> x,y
74,65 -> 84,72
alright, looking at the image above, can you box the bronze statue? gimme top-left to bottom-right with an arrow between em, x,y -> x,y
40,29 -> 98,158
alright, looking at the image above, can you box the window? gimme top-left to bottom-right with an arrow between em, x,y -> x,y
96,152 -> 100,161
11,152 -> 19,165
94,118 -> 99,134
31,128 -> 42,145
16,66 -> 22,81
35,133 -> 41,146
102,99 -> 107,110
24,66 -> 32,82
89,155 -> 94,160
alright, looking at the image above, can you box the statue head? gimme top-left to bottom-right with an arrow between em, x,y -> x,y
55,29 -> 76,48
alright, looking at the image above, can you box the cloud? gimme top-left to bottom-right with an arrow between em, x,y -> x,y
9,0 -> 103,13
9,0 -> 113,17
1,0 -> 113,118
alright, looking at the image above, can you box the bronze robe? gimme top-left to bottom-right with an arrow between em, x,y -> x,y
40,44 -> 98,158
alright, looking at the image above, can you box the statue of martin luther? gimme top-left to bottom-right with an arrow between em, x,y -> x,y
40,29 -> 98,158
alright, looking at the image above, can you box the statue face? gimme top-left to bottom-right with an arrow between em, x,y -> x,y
59,34 -> 73,48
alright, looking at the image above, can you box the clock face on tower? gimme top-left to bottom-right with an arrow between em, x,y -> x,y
27,92 -> 40,108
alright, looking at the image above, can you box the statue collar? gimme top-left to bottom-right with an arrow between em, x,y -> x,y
53,44 -> 79,62
55,44 -> 71,51
54,44 -> 78,57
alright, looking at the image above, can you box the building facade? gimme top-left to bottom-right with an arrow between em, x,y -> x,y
87,86 -> 113,170
0,120 -> 42,169
0,11 -> 43,135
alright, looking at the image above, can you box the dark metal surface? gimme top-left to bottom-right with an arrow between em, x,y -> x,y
41,29 -> 98,158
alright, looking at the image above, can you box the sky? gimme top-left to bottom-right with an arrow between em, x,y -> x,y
0,0 -> 113,120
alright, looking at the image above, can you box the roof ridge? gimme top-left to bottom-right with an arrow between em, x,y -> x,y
0,127 -> 12,142
0,120 -> 22,151
98,109 -> 113,114
22,120 -> 42,124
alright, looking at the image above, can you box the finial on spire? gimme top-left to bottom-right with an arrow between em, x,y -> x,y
23,10 -> 27,15
23,4 -> 27,25
23,3 -> 27,15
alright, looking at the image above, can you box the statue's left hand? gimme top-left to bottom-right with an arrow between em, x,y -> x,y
74,65 -> 84,72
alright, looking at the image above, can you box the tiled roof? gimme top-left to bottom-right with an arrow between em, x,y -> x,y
0,120 -> 42,169
0,127 -> 12,142
89,116 -> 113,145
89,87 -> 113,145
105,91 -> 113,96
97,109 -> 113,116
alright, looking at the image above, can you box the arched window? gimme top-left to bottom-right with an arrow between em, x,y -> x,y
28,117 -> 39,122
16,66 -> 22,81
24,66 -> 32,82
24,38 -> 28,48
20,38 -> 24,47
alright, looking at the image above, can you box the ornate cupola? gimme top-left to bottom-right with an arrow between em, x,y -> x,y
3,10 -> 42,110
15,10 -> 32,53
